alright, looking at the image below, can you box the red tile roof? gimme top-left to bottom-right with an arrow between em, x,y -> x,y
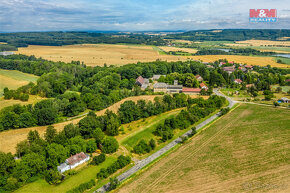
182,87 -> 201,92
66,152 -> 88,165
234,79 -> 243,83
136,76 -> 144,85
245,65 -> 253,68
200,83 -> 208,88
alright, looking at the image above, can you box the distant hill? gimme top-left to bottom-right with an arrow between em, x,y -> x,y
169,29 -> 290,41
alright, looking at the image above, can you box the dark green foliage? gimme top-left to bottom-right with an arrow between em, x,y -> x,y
220,107 -> 230,116
96,155 -> 131,179
153,95 -> 226,142
91,153 -> 106,165
44,169 -> 62,185
101,137 -> 119,154
66,179 -> 96,193
86,140 -> 97,153
133,139 -> 152,155
108,177 -> 119,191
44,126 -> 57,144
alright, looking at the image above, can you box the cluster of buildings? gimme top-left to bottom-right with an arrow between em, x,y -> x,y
0,51 -> 14,56
222,63 -> 253,74
136,75 -> 208,95
57,152 -> 90,173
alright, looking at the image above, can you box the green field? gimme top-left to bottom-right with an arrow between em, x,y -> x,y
117,104 -> 290,193
0,69 -> 38,96
15,156 -> 116,193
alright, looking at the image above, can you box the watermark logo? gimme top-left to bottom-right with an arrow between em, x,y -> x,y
249,9 -> 277,22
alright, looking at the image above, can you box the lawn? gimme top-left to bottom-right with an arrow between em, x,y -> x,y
117,103 -> 290,193
0,69 -> 38,97
15,156 -> 116,193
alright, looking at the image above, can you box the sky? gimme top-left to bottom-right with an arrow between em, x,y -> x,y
0,0 -> 290,32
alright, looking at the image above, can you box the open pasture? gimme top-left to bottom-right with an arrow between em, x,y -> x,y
117,103 -> 290,193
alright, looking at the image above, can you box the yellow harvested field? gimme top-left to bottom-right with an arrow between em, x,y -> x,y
277,37 -> 290,40
159,46 -> 198,53
16,44 -> 184,67
0,95 -> 159,154
226,40 -> 290,47
0,42 -> 7,44
187,55 -> 289,68
15,44 -> 288,68
258,49 -> 290,53
0,95 -> 45,110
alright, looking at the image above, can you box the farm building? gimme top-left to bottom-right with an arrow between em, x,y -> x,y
182,87 -> 201,94
153,80 -> 182,93
234,79 -> 243,84
57,152 -> 90,173
200,82 -> 208,90
136,76 -> 149,90
244,65 -> 253,70
167,80 -> 182,93
153,82 -> 168,93
196,75 -> 203,82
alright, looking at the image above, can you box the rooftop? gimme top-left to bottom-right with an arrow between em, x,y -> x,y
66,152 -> 88,166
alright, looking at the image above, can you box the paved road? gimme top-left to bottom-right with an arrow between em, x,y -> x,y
95,90 -> 235,193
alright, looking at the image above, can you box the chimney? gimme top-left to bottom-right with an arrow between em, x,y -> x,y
174,80 -> 178,85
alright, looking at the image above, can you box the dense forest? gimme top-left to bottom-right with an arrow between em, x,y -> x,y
168,29 -> 290,41
0,32 -> 167,47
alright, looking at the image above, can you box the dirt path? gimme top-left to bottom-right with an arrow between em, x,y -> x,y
0,95 -> 158,154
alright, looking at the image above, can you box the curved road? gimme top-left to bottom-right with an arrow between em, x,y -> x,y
95,90 -> 236,193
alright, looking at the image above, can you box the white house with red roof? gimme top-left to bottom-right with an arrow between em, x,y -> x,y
234,79 -> 243,84
57,152 -> 90,173
200,82 -> 208,90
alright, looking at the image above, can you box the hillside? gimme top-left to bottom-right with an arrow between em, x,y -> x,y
117,103 -> 290,193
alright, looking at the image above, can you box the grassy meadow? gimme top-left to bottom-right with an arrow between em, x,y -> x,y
15,156 -> 117,193
0,69 -> 38,97
117,103 -> 290,193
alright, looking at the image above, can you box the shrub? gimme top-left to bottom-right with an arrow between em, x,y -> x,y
91,153 -> 106,165
66,179 -> 95,193
96,155 -> 131,179
102,137 -> 119,154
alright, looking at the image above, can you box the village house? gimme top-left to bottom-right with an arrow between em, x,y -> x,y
182,87 -> 201,94
279,97 -> 289,103
200,82 -> 208,90
223,66 -> 235,74
57,152 -> 90,173
246,84 -> 254,88
196,75 -> 203,82
207,65 -> 214,68
136,76 -> 149,90
234,79 -> 243,84
244,65 -> 253,70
